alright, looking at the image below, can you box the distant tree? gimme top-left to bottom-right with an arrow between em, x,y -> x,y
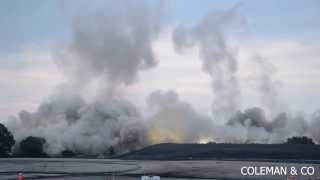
61,149 -> 75,157
285,136 -> 315,145
0,123 -> 15,157
20,136 -> 47,157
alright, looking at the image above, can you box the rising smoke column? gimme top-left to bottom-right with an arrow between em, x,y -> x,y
173,6 -> 246,123
56,0 -> 163,96
172,6 -> 319,144
248,55 -> 283,117
309,111 -> 320,143
6,0 -> 164,155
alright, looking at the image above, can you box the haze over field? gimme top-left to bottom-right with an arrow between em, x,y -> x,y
0,0 -> 320,155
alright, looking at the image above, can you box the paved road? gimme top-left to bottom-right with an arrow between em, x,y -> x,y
0,158 -> 319,179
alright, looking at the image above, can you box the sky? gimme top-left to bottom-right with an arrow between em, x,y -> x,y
0,0 -> 320,121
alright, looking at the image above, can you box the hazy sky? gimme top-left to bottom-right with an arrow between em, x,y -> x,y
0,0 -> 320,120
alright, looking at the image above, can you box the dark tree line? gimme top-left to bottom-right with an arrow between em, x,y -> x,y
0,123 -> 47,157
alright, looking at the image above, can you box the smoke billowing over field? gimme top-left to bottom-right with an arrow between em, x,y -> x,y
3,1 -> 320,155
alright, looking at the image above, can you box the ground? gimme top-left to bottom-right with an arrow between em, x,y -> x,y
0,158 -> 320,179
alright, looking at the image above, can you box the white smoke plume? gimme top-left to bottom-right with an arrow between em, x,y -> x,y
248,56 -> 283,117
173,6 -> 246,123
6,0 -> 164,155
171,6 -> 320,144
56,0 -> 163,96
7,95 -> 147,155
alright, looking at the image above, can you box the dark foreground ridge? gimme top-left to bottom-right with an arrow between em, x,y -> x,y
119,143 -> 320,161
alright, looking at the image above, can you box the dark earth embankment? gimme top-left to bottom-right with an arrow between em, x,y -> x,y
119,143 -> 320,161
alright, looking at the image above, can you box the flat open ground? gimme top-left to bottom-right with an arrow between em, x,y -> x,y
0,158 -> 319,179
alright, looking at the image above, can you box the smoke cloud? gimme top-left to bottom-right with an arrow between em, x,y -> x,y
4,3 -> 320,156
173,6 -> 246,122
249,56 -> 283,117
222,108 -> 311,144
6,0 -> 163,155
171,6 -> 320,144
56,0 -> 163,96
7,95 -> 147,155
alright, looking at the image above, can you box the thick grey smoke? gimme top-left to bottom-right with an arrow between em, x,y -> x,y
143,91 -> 318,144
224,107 -> 312,143
251,56 -> 282,116
7,95 -> 147,155
173,6 -> 246,123
171,6 -> 320,144
6,1 -> 163,155
56,0 -> 163,95
227,107 -> 275,132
